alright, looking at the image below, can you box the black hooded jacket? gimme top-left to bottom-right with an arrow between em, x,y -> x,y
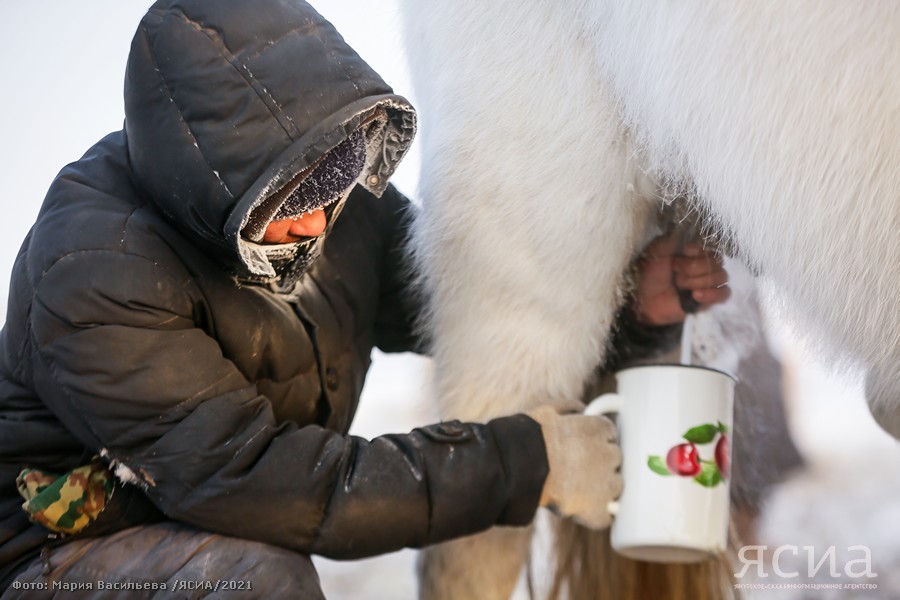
0,0 -> 549,582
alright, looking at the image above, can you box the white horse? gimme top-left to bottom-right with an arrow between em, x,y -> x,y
399,1 -> 899,598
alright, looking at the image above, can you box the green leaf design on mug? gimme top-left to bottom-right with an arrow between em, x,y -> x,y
694,460 -> 723,487
647,455 -> 671,476
682,423 -> 719,444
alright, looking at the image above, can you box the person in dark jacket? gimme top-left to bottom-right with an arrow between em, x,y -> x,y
0,1 -> 730,596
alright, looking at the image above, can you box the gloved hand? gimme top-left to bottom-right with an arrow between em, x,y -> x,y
528,404 -> 623,530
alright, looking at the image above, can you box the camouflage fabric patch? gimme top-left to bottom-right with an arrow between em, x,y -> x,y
16,462 -> 114,534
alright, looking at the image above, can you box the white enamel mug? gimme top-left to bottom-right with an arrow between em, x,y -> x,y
585,364 -> 736,563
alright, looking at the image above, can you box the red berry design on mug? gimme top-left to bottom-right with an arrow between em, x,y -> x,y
715,434 -> 730,479
666,443 -> 701,477
648,421 -> 730,487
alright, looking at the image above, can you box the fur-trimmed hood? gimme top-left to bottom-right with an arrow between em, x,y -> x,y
124,0 -> 416,279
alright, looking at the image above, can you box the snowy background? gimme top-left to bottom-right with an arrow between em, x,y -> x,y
0,2 -> 896,598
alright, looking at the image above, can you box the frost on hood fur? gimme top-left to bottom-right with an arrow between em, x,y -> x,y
238,128 -> 367,285
123,0 -> 416,282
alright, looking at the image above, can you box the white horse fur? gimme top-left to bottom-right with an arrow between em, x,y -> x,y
399,0 -> 899,597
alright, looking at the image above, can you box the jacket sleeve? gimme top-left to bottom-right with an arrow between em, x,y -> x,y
602,304 -> 684,373
371,185 -> 428,355
29,250 -> 546,558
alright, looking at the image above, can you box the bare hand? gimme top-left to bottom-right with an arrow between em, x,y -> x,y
632,234 -> 731,326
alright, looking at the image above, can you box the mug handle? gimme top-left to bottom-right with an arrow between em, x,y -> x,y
584,393 -> 623,417
584,393 -> 625,517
